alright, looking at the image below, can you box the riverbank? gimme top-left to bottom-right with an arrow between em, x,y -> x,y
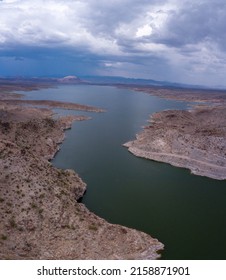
124,86 -> 226,180
121,85 -> 226,103
0,81 -> 163,259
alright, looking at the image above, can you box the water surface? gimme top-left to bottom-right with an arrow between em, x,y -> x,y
24,85 -> 226,259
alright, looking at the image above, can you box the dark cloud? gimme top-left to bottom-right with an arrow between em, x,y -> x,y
0,0 -> 226,86
84,0 -> 165,35
153,1 -> 226,49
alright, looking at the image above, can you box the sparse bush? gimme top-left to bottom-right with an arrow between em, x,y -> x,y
9,217 -> 16,228
88,224 -> 98,231
31,203 -> 37,209
39,193 -> 45,199
1,234 -> 7,240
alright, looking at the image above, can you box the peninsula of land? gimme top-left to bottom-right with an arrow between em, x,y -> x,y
0,79 -> 163,259
124,86 -> 226,180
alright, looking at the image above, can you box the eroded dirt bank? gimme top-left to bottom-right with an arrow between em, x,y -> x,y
0,84 -> 163,259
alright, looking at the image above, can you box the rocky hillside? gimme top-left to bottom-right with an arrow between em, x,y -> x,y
0,102 -> 163,259
124,105 -> 226,180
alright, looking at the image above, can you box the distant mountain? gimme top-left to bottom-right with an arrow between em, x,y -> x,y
81,75 -> 210,89
0,75 -> 224,90
0,76 -> 82,85
57,75 -> 81,83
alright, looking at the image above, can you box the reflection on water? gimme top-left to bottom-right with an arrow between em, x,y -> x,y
24,85 -> 226,259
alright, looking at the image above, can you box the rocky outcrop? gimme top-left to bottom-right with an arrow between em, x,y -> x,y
124,105 -> 226,180
3,99 -> 104,112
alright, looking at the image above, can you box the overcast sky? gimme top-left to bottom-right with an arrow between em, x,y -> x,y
0,0 -> 226,87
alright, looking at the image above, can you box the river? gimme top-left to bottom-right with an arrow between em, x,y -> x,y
23,84 -> 226,259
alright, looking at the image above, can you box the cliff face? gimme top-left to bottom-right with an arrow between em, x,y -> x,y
124,105 -> 226,180
0,103 -> 163,259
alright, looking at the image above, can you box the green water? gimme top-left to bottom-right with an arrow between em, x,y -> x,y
23,85 -> 226,259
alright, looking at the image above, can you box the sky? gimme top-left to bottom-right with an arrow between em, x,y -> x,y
0,0 -> 226,87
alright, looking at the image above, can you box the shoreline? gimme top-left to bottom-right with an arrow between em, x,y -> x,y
118,84 -> 226,103
124,101 -> 226,180
0,81 -> 163,259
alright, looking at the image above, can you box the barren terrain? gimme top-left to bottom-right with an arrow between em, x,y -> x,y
125,85 -> 226,103
0,80 -> 163,259
124,87 -> 226,180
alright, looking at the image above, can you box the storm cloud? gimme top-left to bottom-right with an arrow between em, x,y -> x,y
0,0 -> 226,86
